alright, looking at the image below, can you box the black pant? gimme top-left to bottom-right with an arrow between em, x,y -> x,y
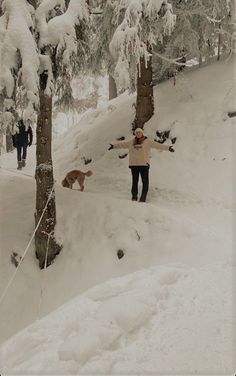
17,143 -> 27,162
130,166 -> 149,201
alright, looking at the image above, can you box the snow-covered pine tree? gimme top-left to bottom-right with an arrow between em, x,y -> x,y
190,0 -> 231,64
88,0 -> 119,100
109,0 -> 176,129
153,0 -> 232,83
0,0 -> 89,268
153,1 -> 207,81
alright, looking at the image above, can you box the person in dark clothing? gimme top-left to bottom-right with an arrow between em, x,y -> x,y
12,120 -> 33,170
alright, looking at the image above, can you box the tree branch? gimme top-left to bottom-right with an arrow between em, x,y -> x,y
216,27 -> 236,40
152,51 -> 189,67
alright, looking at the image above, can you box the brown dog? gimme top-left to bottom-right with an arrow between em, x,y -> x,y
62,170 -> 93,191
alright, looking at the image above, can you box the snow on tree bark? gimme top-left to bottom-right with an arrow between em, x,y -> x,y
109,0 -> 176,129
6,129 -> 14,152
109,75 -> 118,100
34,0 -> 88,268
35,74 -> 61,269
133,47 -> 154,129
0,0 -> 89,268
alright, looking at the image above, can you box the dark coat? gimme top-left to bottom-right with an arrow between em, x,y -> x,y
12,123 -> 33,147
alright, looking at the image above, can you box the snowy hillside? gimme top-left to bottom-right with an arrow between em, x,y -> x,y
1,264 -> 234,374
0,57 -> 235,373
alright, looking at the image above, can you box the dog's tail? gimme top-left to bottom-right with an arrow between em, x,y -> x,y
61,178 -> 67,187
84,170 -> 93,177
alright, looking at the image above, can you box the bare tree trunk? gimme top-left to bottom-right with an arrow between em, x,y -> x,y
133,53 -> 154,130
0,92 -> 4,154
197,16 -> 204,66
0,133 -> 3,155
198,38 -> 203,66
35,77 -> 61,269
6,127 -> 14,153
217,23 -> 221,61
109,75 -> 117,100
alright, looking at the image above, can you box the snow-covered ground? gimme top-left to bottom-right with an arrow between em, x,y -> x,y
0,57 -> 235,374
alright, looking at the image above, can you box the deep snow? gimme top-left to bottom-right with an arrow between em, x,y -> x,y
0,57 -> 235,374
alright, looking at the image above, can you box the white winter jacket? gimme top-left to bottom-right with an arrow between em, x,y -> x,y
113,137 -> 169,166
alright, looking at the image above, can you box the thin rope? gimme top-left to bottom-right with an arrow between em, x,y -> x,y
37,232 -> 51,319
0,186 -> 55,306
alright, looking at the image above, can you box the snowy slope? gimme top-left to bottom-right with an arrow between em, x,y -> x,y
0,57 -> 235,373
1,264 -> 234,374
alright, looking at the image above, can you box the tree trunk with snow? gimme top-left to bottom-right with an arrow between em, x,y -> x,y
109,75 -> 117,100
6,127 -> 14,153
133,53 -> 154,130
35,75 -> 61,269
0,133 -> 3,155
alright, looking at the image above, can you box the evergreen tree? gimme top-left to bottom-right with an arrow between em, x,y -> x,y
89,0 -> 119,99
153,0 -> 232,82
108,0 -> 176,129
0,0 -> 89,268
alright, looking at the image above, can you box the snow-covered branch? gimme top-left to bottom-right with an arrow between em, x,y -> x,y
216,27 -> 236,40
0,0 -> 39,98
109,0 -> 176,90
0,0 -> 39,125
152,50 -> 189,67
0,0 -> 90,127
35,0 -> 66,47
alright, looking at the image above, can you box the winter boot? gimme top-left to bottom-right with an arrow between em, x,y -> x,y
139,197 -> 146,203
22,159 -> 26,167
17,161 -> 22,170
